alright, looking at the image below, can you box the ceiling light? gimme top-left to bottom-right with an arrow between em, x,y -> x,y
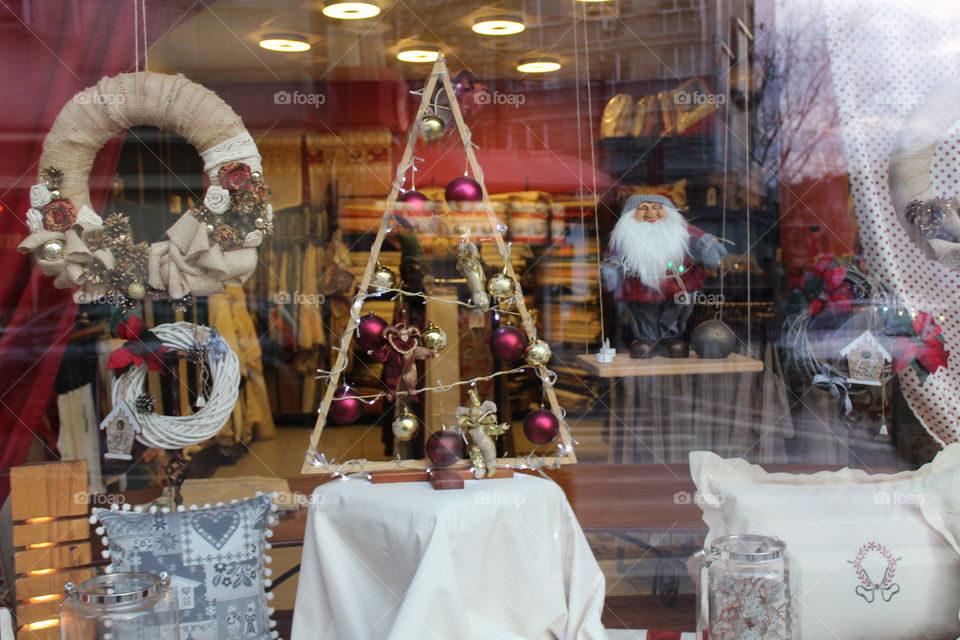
259,34 -> 311,52
397,47 -> 440,63
322,1 -> 380,20
472,15 -> 525,36
517,57 -> 561,73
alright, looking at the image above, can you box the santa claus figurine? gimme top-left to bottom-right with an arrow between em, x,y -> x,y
601,194 -> 728,358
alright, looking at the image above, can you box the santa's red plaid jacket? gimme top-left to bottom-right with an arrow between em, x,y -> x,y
608,225 -> 708,303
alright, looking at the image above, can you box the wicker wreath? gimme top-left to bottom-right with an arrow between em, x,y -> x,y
17,72 -> 273,305
110,322 -> 241,450
889,77 -> 960,270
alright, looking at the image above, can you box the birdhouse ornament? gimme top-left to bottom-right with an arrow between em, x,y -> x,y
840,330 -> 891,386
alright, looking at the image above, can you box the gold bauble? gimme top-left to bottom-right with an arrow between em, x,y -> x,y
525,339 -> 553,366
126,282 -> 147,300
392,410 -> 420,441
487,272 -> 516,300
419,115 -> 446,143
370,262 -> 396,291
421,321 -> 447,352
41,240 -> 64,261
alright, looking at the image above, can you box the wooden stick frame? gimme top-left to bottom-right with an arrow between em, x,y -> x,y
302,56 -> 576,474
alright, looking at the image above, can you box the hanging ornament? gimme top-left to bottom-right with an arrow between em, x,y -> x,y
445,175 -> 483,205
329,386 -> 363,425
525,339 -> 553,366
419,114 -> 446,143
392,409 -> 420,442
489,324 -> 528,361
487,271 -> 517,301
369,308 -> 435,401
357,313 -> 389,351
369,262 -> 396,292
523,408 -> 560,445
456,388 -> 509,478
398,190 -> 430,213
691,319 -> 736,359
455,240 -> 489,310
426,429 -> 463,467
420,321 -> 447,352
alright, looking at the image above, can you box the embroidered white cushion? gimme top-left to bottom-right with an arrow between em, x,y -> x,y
920,490 -> 960,630
690,445 -> 960,640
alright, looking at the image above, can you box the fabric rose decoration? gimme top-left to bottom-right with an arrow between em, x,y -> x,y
41,199 -> 76,232
26,208 -> 42,233
204,185 -> 231,215
217,162 -> 252,192
30,184 -> 52,209
892,311 -> 950,384
232,191 -> 257,215
212,224 -> 241,250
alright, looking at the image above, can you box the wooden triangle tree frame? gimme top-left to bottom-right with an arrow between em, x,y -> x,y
302,56 -> 576,474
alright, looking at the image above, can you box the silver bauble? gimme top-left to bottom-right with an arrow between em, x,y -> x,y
42,240 -> 64,261
392,410 -> 420,442
421,321 -> 447,352
487,272 -> 517,300
370,262 -> 396,291
525,339 -> 552,366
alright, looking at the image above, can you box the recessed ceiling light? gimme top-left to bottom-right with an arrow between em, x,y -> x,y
517,57 -> 561,73
472,15 -> 525,36
397,47 -> 440,63
259,34 -> 311,52
322,1 -> 380,20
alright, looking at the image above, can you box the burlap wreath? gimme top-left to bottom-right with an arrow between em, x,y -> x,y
18,71 -> 273,304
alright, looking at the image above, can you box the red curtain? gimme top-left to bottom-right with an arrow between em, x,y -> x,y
0,1 -> 197,498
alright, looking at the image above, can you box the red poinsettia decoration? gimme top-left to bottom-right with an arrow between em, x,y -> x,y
807,259 -> 853,316
107,315 -> 171,374
892,312 -> 949,384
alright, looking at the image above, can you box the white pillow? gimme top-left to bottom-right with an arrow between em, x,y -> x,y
690,445 -> 960,640
920,489 -> 960,630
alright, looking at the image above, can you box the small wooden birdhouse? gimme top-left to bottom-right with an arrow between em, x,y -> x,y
100,400 -> 139,460
840,330 -> 891,386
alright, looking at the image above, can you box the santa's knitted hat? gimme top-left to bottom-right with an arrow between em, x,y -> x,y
623,194 -> 674,213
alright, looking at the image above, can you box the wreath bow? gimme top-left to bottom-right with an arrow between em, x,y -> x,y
107,315 -> 171,374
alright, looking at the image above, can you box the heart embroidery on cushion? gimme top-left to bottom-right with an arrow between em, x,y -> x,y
191,509 -> 241,550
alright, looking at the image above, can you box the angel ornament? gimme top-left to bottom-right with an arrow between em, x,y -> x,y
455,240 -> 490,311
457,388 -> 509,478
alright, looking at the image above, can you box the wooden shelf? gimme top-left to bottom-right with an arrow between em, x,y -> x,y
575,352 -> 763,378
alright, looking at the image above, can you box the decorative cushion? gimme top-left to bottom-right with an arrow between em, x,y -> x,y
92,494 -> 278,640
920,490 -> 960,625
690,445 -> 960,640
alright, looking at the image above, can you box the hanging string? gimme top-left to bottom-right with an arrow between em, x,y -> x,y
581,3 -> 607,348
720,52 -> 731,320
744,56 -> 753,357
133,0 -> 148,98
572,1 -> 588,353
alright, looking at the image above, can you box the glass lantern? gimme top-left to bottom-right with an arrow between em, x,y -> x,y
59,571 -> 179,640
693,534 -> 794,640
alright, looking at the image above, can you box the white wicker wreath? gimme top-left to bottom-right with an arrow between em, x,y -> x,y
17,71 -> 273,304
112,322 -> 240,450
889,77 -> 960,270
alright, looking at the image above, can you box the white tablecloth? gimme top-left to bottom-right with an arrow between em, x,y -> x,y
291,473 -> 608,640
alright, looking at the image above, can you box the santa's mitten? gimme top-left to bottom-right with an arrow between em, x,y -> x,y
600,258 -> 623,291
695,234 -> 728,270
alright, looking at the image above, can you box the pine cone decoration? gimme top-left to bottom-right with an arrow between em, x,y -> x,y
135,393 -> 156,414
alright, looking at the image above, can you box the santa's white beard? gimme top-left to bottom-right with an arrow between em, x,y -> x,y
609,206 -> 690,292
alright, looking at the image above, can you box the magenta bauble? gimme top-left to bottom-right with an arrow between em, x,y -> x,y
356,313 -> 388,351
398,190 -> 429,212
489,325 -> 528,362
329,387 -> 363,425
444,176 -> 483,204
523,409 -> 560,445
426,430 -> 463,467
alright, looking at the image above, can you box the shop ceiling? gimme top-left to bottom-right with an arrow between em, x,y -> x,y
149,0 -> 710,85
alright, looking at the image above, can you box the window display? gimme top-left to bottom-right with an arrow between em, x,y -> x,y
2,0 -> 960,638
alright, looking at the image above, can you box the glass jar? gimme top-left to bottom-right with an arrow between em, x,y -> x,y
693,534 -> 794,640
59,571 -> 179,640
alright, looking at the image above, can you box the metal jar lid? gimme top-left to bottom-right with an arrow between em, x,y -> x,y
708,534 -> 786,562
65,571 -> 169,605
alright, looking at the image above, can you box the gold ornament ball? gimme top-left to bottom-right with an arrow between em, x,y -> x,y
525,339 -> 552,366
419,115 -> 446,143
487,272 -> 516,299
127,282 -> 147,300
421,322 -> 447,351
370,262 -> 396,291
392,411 -> 420,442
42,240 -> 64,261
